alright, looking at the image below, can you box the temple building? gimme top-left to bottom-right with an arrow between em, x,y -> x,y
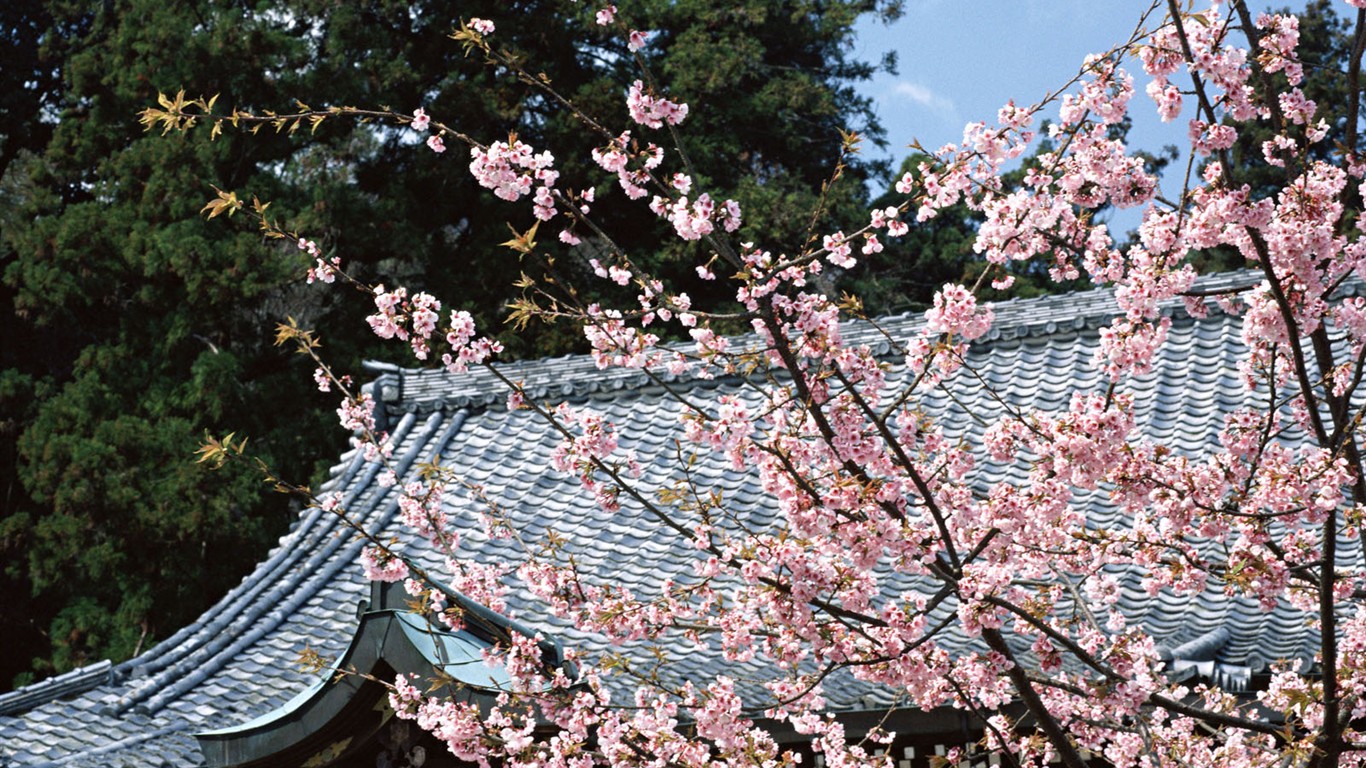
0,272 -> 1332,766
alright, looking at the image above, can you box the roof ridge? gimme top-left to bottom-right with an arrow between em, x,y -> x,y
109,410 -> 468,716
0,660 -> 112,717
96,409 -> 467,716
375,269 -> 1268,412
109,414 -> 415,690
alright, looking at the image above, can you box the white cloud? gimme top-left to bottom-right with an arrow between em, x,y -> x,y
893,81 -> 932,105
892,81 -> 954,112
887,80 -> 962,136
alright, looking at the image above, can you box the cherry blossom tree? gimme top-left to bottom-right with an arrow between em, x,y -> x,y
153,2 -> 1366,766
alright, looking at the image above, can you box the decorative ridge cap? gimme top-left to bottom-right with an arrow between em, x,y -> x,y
1160,626 -> 1232,662
0,660 -> 113,717
373,269 -> 1276,410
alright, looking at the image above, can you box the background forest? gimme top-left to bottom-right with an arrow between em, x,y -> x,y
0,0 -> 1355,692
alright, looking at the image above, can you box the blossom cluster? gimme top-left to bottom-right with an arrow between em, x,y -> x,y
625,80 -> 688,129
367,285 -> 442,360
648,192 -> 741,241
591,130 -> 660,199
298,237 -> 339,283
469,139 -> 560,220
361,284 -> 504,374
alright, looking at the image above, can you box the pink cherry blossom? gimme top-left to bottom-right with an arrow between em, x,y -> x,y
469,138 -> 556,203
924,283 -> 993,341
626,80 -> 688,129
360,545 -> 409,582
411,107 -> 430,132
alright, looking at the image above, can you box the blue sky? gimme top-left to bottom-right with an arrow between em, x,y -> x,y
854,1 -> 1156,159
852,1 -> 1285,231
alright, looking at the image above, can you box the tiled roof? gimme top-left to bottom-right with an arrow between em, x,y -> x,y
0,270 -> 1342,766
